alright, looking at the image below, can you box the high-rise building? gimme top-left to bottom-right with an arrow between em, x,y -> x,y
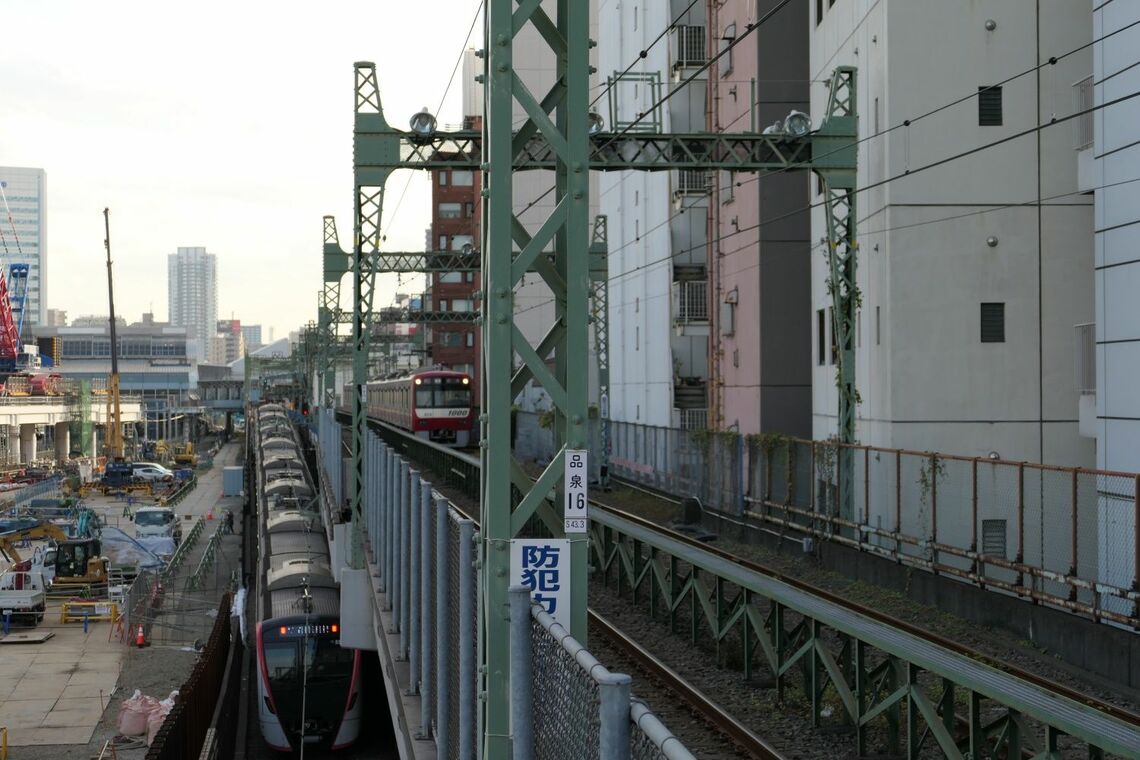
428,115 -> 482,400
709,0 -> 811,438
168,247 -> 218,361
810,3 -> 1093,468
599,3 -> 708,429
1084,2 -> 1140,611
45,309 -> 67,327
240,324 -> 263,350
0,167 -> 48,326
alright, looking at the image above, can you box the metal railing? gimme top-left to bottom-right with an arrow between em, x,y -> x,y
1075,322 -> 1096,394
672,280 -> 708,323
676,408 -> 708,431
321,411 -> 693,758
604,419 -> 1140,626
1074,76 -> 1094,150
672,25 -> 706,68
674,169 -> 711,196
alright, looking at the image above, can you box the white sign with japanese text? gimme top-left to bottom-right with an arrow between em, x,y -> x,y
511,539 -> 571,629
564,449 -> 588,533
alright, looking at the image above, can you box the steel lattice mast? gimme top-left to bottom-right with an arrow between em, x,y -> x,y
343,26 -> 855,754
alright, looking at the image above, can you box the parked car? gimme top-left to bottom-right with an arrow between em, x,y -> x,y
131,463 -> 174,483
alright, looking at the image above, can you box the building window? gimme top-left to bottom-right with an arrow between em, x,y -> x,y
816,0 -> 823,25
721,170 -> 735,203
720,23 -> 736,76
451,234 -> 474,252
817,309 -> 826,365
978,86 -> 1003,126
828,307 -> 837,364
466,332 -> 475,347
452,170 -> 474,186
438,171 -> 448,185
439,235 -> 448,250
439,202 -> 462,219
980,302 -> 1005,343
438,272 -> 463,284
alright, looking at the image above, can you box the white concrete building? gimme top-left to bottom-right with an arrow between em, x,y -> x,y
0,167 -> 47,326
598,0 -> 709,428
810,1 -> 1094,469
168,246 -> 218,361
1086,1 -> 1140,610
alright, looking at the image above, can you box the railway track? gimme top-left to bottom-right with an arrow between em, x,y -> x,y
600,475 -> 1140,731
588,610 -> 785,759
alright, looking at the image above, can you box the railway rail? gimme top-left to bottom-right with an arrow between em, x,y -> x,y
336,409 -> 1140,758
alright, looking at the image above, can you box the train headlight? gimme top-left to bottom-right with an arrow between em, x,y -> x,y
414,378 -> 422,385
462,378 -> 469,385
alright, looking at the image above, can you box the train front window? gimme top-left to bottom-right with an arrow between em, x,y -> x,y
415,389 -> 433,407
303,638 -> 355,683
264,642 -> 297,687
438,387 -> 470,407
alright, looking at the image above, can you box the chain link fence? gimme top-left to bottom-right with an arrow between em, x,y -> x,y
320,414 -> 694,759
581,420 -> 1139,626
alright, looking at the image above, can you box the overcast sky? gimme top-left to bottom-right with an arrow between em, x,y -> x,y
0,0 -> 481,340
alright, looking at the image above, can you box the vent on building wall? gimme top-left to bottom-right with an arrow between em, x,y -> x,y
981,519 -> 1007,558
978,85 -> 1003,126
980,302 -> 1005,343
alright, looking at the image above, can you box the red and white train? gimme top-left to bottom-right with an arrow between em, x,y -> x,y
347,369 -> 474,447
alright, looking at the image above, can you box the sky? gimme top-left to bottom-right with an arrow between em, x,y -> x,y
0,0 -> 482,340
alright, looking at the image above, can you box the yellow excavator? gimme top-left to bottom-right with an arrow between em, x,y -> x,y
0,522 -> 109,588
173,441 -> 198,467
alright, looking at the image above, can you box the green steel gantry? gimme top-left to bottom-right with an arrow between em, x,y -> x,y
340,6 -> 856,753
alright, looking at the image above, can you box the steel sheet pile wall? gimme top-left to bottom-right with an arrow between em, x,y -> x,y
592,419 -> 1138,625
145,592 -> 234,760
320,410 -> 692,758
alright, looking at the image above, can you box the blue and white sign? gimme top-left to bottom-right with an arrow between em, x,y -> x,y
511,539 -> 571,629
564,449 -> 588,534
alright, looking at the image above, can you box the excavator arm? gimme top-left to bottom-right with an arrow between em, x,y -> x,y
0,522 -> 69,565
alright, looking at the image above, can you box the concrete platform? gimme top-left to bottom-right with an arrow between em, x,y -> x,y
0,599 -> 122,747
0,443 -> 242,748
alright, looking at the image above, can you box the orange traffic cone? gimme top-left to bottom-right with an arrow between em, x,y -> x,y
135,624 -> 147,648
207,510 -> 213,521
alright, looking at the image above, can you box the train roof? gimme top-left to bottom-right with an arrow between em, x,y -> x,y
369,369 -> 471,385
266,510 -> 321,534
269,584 -> 340,619
266,556 -> 335,591
260,435 -> 299,451
263,478 -> 313,499
267,531 -> 329,559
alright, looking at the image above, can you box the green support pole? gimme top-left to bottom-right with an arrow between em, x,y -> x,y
342,49 -> 856,757
590,216 -> 610,488
320,215 -> 350,410
350,62 -> 390,569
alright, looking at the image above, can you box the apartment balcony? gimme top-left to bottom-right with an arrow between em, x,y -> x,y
672,279 -> 710,337
1074,76 -> 1095,191
673,170 -> 712,205
671,25 -> 707,77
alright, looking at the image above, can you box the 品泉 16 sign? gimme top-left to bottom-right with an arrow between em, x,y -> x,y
564,449 -> 587,533
511,539 -> 571,629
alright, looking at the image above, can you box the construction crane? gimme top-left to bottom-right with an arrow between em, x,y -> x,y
0,184 -> 43,377
103,208 -> 124,461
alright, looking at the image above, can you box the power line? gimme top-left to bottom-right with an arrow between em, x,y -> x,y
381,1 -> 484,240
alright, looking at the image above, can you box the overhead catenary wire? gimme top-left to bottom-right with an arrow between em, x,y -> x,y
380,0 -> 484,241
597,22 -> 1140,266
